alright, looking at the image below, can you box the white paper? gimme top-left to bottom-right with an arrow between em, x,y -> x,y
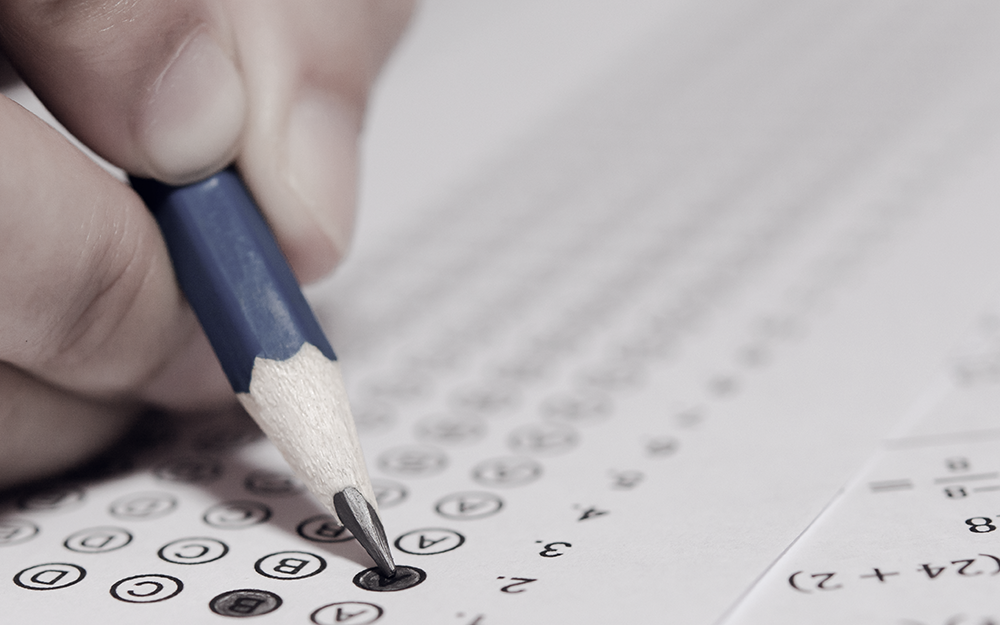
5,1 -> 1000,622
724,309 -> 1000,625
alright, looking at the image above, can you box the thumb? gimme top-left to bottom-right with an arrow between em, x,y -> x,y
0,0 -> 245,185
1,0 -> 412,283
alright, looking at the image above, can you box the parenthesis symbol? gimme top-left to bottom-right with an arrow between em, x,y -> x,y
788,571 -> 810,593
978,553 -> 1000,575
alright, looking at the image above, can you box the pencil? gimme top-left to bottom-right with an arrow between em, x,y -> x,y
131,168 -> 395,578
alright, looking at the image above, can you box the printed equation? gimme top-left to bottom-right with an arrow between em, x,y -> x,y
788,553 -> 1000,593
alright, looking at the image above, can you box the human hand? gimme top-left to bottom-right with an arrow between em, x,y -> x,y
0,0 -> 412,487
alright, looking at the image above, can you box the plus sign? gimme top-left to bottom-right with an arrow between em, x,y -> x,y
860,568 -> 899,582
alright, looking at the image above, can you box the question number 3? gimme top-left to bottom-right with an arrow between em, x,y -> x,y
537,541 -> 572,557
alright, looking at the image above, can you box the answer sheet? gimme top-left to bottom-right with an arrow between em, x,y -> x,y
5,1 -> 1000,623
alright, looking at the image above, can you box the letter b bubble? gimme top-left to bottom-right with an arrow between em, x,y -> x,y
254,551 -> 326,580
210,589 -> 283,617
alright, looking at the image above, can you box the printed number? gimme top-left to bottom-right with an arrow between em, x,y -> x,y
917,555 -> 1000,579
537,541 -> 571,558
576,506 -> 609,521
952,559 -> 982,577
787,571 -> 841,593
945,487 -> 968,499
611,470 -> 643,490
496,577 -> 536,594
966,517 -> 997,533
947,457 -> 970,472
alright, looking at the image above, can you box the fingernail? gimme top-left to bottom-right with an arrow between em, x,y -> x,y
284,92 -> 359,257
139,31 -> 246,183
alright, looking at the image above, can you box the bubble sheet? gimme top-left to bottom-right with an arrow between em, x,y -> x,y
7,0 -> 1000,622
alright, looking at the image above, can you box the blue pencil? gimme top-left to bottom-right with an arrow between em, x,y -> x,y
132,169 -> 395,578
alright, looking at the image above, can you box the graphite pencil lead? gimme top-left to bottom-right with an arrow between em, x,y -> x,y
334,486 -> 396,578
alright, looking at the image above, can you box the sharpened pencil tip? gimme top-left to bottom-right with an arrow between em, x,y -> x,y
333,486 -> 396,578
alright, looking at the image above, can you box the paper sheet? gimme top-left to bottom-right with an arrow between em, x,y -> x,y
5,1 -> 1000,622
723,309 -> 1000,625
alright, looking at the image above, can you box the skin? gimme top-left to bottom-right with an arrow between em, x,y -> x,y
0,0 -> 413,487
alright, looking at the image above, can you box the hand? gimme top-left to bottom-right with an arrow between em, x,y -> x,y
0,0 -> 412,487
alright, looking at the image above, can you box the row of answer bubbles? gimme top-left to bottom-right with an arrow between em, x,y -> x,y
12,563 -> 388,623
11,465 -> 309,514
377,448 -> 543,488
4,474 -> 407,524
12,521 -> 472,565
0,488 -> 501,555
410,417 -> 581,455
155,464 -> 310,499
11,551 -> 330,591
